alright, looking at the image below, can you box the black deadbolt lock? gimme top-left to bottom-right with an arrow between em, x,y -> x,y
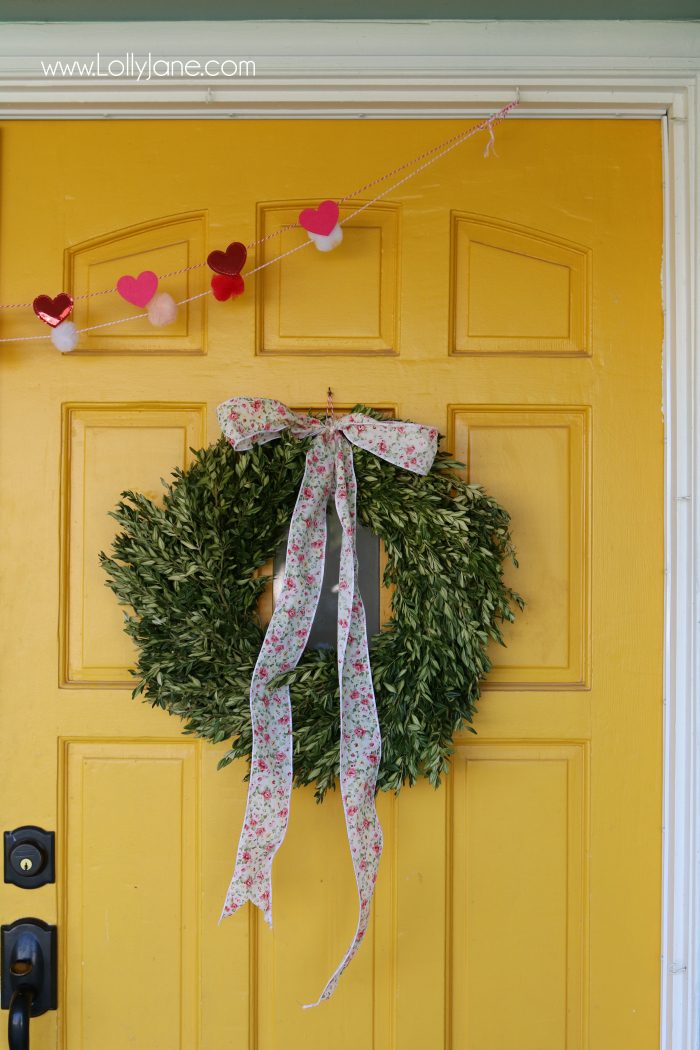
3,829 -> 54,890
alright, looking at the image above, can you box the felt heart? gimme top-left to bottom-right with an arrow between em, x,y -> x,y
32,292 -> 74,328
211,274 -> 245,302
298,200 -> 340,237
116,270 -> 158,307
207,242 -> 247,277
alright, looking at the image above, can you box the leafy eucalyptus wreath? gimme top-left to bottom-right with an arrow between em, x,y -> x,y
100,407 -> 523,801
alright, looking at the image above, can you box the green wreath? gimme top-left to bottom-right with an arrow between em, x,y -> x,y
100,407 -> 523,800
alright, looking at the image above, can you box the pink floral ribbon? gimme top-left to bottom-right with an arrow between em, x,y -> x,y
216,396 -> 438,1005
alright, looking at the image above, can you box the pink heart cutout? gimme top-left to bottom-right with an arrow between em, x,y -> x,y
298,200 -> 340,237
116,270 -> 159,307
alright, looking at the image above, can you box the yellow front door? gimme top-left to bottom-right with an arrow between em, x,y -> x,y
0,117 -> 663,1049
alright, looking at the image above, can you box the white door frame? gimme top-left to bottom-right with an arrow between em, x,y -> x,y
0,19 -> 698,1049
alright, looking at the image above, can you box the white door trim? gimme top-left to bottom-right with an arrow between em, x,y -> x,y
0,20 -> 697,118
0,19 -> 697,1050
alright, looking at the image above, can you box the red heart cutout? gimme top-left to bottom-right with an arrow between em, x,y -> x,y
33,292 -> 74,328
211,274 -> 245,301
299,200 -> 340,237
207,242 -> 247,277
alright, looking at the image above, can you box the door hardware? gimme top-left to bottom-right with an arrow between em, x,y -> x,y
3,830 -> 54,890
1,919 -> 57,1050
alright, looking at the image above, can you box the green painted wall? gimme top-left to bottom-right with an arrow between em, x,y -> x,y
0,0 -> 698,19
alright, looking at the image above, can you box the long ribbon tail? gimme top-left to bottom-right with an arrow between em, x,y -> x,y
304,437 -> 383,1007
220,437 -> 332,927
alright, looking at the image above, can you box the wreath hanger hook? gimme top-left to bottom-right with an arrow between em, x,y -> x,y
326,386 -> 335,423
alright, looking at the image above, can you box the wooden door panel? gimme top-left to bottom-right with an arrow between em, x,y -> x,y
60,403 -> 206,685
60,741 -> 200,1049
450,744 -> 587,1049
258,202 -> 400,355
451,405 -> 590,688
450,213 -> 591,357
66,212 -> 208,354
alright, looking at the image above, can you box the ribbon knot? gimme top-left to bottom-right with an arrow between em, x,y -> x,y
216,396 -> 438,1005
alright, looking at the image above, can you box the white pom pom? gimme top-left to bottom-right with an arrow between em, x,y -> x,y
147,292 -> 178,327
51,320 -> 79,352
306,223 -> 343,253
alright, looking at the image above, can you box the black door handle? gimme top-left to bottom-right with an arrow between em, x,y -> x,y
8,991 -> 32,1050
1,920 -> 56,1050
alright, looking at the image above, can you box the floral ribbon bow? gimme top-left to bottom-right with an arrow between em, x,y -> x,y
216,396 -> 438,1006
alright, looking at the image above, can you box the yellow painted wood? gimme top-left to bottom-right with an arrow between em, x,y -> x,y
451,406 -> 590,687
0,118 -> 663,1049
60,404 -> 206,684
450,214 -> 591,355
450,744 -> 587,1048
60,741 -> 200,1049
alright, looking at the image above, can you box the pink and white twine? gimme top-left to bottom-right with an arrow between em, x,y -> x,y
216,396 -> 438,1006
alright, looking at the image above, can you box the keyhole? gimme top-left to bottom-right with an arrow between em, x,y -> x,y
19,858 -> 32,872
10,960 -> 32,976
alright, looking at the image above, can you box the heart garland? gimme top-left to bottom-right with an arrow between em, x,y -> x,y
30,206 -> 341,351
298,200 -> 343,252
115,270 -> 179,326
116,270 -> 158,307
207,241 -> 247,301
211,274 -> 245,302
10,98 -> 521,352
32,292 -> 74,328
31,293 -> 78,352
299,199 -> 339,236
